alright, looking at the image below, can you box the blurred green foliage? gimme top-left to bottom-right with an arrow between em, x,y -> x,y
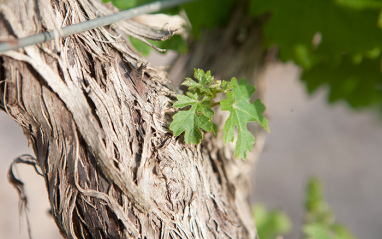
253,204 -> 292,239
249,0 -> 382,110
180,0 -> 235,36
253,178 -> 355,239
303,177 -> 355,239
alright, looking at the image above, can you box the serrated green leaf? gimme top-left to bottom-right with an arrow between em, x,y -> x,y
170,94 -> 215,144
220,80 -> 234,91
173,94 -> 196,108
170,110 -> 214,144
194,68 -> 206,82
171,69 -> 269,157
196,69 -> 213,85
195,69 -> 214,94
221,78 -> 269,159
181,69 -> 222,97
182,78 -> 200,90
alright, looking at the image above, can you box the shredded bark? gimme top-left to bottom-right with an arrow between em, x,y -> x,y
0,0 -> 259,238
8,154 -> 42,239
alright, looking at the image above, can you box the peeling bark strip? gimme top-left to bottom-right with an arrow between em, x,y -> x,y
0,0 -> 194,53
7,154 -> 42,239
0,0 -> 257,238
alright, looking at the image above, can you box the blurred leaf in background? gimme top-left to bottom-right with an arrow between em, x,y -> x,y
180,0 -> 235,36
249,0 -> 382,110
252,178 -> 356,239
304,177 -> 355,239
252,204 -> 292,239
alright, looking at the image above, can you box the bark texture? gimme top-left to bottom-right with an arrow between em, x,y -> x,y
0,0 -> 262,238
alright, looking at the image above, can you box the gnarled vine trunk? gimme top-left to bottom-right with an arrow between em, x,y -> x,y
0,0 -> 266,238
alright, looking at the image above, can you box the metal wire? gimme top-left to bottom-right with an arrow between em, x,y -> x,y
0,0 -> 195,53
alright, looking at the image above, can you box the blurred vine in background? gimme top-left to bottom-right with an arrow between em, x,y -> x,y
253,177 -> 356,239
303,177 -> 355,239
249,0 -> 382,110
252,204 -> 292,239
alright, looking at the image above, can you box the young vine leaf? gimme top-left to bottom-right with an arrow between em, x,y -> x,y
169,69 -> 219,145
170,69 -> 269,159
221,78 -> 269,159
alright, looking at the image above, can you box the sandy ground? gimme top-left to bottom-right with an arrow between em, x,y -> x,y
1,61 -> 381,238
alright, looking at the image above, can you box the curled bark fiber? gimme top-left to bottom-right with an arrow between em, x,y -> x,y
0,0 -> 258,238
